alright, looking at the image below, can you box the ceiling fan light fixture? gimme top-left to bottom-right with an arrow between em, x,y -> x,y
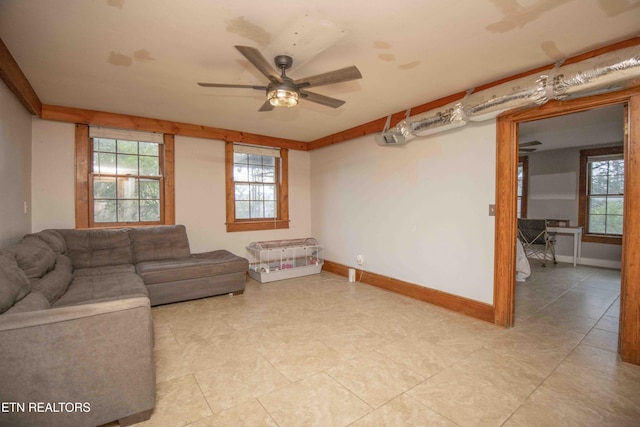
268,87 -> 299,107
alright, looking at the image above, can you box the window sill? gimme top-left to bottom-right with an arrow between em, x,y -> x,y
582,234 -> 623,245
226,220 -> 290,232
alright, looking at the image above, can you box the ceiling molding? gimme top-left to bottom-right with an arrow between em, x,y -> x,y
0,37 -> 42,116
41,104 -> 308,151
307,37 -> 640,151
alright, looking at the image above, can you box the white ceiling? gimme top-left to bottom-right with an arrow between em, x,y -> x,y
519,104 -> 625,152
1,0 -> 639,142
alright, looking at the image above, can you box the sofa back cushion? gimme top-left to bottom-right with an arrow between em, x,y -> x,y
30,254 -> 73,304
25,229 -> 67,254
0,251 -> 31,313
7,237 -> 57,279
58,228 -> 133,269
130,225 -> 191,263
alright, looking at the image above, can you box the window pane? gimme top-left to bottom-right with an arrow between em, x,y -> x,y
139,179 -> 160,199
591,175 -> 608,195
94,138 -> 116,153
262,166 -> 275,183
263,156 -> 275,167
263,184 -> 276,201
249,165 -> 263,182
606,215 -> 623,235
94,200 -> 117,223
264,201 -> 276,218
236,201 -> 250,219
117,140 -> 138,155
94,177 -> 116,199
118,200 -> 139,222
590,161 -> 609,176
234,165 -> 248,182
139,156 -> 159,176
235,184 -> 249,201
250,201 -> 263,218
589,214 -> 606,234
117,154 -> 138,175
589,197 -> 607,215
250,184 -> 264,201
234,153 -> 248,163
610,159 -> 624,175
140,200 -> 160,221
139,142 -> 158,156
94,152 -> 116,174
607,196 -> 624,215
608,174 -> 624,194
117,177 -> 139,199
248,154 -> 262,165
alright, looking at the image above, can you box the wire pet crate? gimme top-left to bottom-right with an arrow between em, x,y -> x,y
246,238 -> 324,283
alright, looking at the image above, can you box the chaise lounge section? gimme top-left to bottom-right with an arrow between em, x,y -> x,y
0,225 -> 248,426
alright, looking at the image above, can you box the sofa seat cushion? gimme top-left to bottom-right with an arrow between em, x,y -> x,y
136,250 -> 248,285
73,264 -> 136,277
53,273 -> 148,307
30,254 -> 73,304
58,228 -> 133,269
4,291 -> 50,314
0,251 -> 31,313
130,225 -> 191,263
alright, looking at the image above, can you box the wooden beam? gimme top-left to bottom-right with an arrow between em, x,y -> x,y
0,37 -> 42,116
308,37 -> 640,151
41,104 -> 309,151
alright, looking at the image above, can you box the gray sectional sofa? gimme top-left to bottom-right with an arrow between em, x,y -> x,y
0,225 -> 248,427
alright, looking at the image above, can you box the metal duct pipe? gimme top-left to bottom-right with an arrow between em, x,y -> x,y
378,45 -> 640,146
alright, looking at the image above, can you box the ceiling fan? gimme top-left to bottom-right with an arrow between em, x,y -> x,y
519,140 -> 542,153
198,46 -> 362,112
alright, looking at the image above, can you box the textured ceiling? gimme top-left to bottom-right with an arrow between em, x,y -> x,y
1,0 -> 639,142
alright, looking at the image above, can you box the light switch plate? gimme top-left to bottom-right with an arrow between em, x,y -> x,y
489,204 -> 496,216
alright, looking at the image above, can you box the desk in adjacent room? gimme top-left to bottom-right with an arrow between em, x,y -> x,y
547,226 -> 583,266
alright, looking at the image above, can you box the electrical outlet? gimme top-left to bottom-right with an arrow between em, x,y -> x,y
356,254 -> 365,266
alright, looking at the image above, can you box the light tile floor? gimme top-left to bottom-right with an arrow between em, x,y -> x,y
111,263 -> 640,426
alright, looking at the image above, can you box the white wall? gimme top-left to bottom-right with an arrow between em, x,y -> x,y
310,121 -> 497,304
174,135 -> 312,255
31,118 -> 75,230
0,80 -> 32,246
28,122 -> 312,257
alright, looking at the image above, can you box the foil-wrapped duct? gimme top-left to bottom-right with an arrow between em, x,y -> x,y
464,73 -> 551,122
399,100 -> 467,138
553,45 -> 640,100
375,129 -> 409,146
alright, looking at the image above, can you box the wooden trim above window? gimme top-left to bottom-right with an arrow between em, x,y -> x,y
578,145 -> 624,245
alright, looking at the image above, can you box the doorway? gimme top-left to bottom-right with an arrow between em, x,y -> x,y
493,89 -> 640,365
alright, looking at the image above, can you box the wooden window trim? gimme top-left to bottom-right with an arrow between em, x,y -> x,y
578,146 -> 624,245
518,156 -> 529,218
74,124 -> 175,228
225,141 -> 289,232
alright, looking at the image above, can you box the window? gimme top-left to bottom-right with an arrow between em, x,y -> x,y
517,156 -> 528,218
579,146 -> 624,244
225,142 -> 289,232
75,125 -> 175,228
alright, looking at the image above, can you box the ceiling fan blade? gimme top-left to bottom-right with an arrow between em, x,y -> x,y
295,66 -> 362,88
518,148 -> 537,152
300,90 -> 346,108
198,82 -> 267,90
235,46 -> 282,85
258,100 -> 275,112
519,140 -> 542,148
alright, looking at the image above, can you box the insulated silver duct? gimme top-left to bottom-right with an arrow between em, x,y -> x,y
378,45 -> 640,146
